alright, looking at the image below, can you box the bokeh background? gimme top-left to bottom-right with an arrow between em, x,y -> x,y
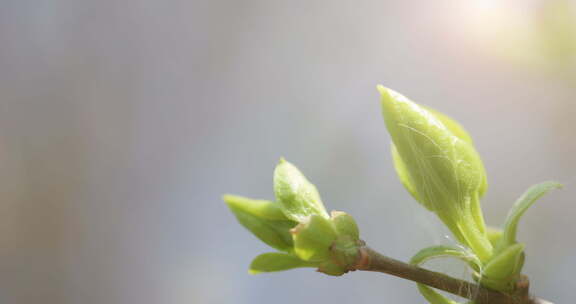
0,0 -> 575,303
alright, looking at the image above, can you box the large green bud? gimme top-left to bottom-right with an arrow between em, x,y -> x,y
378,85 -> 492,261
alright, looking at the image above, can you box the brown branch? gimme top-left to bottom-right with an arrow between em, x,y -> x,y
353,246 -> 551,304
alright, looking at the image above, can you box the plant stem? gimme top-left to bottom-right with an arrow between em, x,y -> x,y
353,246 -> 550,304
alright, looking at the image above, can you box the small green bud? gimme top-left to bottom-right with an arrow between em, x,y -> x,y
291,212 -> 363,276
224,195 -> 296,252
331,211 -> 360,240
249,252 -> 317,274
319,211 -> 363,276
317,260 -> 348,276
291,214 -> 337,262
379,85 -> 492,261
481,243 -> 526,292
323,236 -> 362,276
274,158 -> 329,222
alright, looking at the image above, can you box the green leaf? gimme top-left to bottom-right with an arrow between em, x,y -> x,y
481,243 -> 525,292
416,284 -> 460,304
249,252 -> 317,274
379,85 -> 492,261
410,245 -> 481,273
498,181 -> 562,250
223,195 -> 289,220
274,158 -> 329,222
410,246 -> 479,304
224,195 -> 296,252
292,215 -> 337,262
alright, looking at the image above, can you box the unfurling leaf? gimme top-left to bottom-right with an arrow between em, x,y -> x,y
498,181 -> 562,251
410,245 -> 481,272
410,245 -> 479,304
416,284 -> 459,304
274,158 -> 329,222
224,195 -> 296,252
249,252 -> 317,274
223,194 -> 289,220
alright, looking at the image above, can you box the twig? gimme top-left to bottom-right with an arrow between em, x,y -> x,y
353,246 -> 551,304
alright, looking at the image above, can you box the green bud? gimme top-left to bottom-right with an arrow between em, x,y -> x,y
379,85 -> 492,261
481,243 -> 526,292
317,260 -> 349,276
274,158 -> 329,222
323,236 -> 362,276
291,214 -> 337,262
331,211 -> 360,240
320,211 -> 363,276
249,252 -> 317,274
224,195 -> 296,252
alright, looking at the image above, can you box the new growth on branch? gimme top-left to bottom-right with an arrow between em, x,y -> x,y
224,86 -> 561,304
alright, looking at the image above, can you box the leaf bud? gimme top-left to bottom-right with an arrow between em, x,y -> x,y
378,85 -> 492,261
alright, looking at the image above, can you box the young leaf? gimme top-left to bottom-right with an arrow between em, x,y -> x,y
410,245 -> 481,273
274,158 -> 329,222
249,252 -> 317,274
224,195 -> 296,252
417,284 -> 460,304
498,181 -> 562,250
223,195 -> 289,220
410,245 -> 480,304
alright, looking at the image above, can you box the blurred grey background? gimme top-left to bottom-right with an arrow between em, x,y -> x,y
0,0 -> 575,303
